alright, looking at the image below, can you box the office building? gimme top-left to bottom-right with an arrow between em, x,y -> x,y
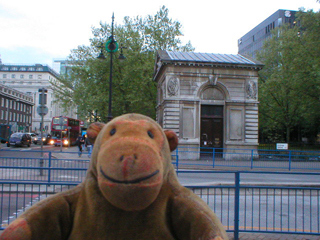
238,9 -> 298,59
0,64 -> 77,133
0,83 -> 34,132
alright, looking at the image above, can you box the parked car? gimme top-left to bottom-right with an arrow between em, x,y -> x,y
39,133 -> 52,145
8,133 -> 32,147
25,132 -> 38,144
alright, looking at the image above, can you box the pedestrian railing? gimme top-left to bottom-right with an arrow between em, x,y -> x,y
1,147 -> 320,182
0,150 -> 89,182
0,167 -> 319,239
172,146 -> 320,171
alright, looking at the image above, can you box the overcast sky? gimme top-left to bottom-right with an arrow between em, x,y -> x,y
0,0 -> 319,68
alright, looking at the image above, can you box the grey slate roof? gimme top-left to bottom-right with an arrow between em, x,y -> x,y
0,64 -> 60,79
157,50 -> 263,67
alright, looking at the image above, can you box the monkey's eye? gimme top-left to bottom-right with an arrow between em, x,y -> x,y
147,130 -> 154,139
110,128 -> 116,136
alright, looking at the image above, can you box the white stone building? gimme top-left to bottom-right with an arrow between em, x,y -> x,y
154,50 -> 263,159
0,64 -> 77,133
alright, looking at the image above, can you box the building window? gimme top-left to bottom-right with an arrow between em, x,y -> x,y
38,75 -> 42,79
20,74 -> 24,79
29,75 -> 33,79
3,74 -> 7,78
11,74 -> 16,79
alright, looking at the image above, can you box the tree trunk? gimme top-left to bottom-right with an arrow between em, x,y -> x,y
286,126 -> 290,143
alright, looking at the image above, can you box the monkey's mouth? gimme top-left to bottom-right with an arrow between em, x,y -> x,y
100,167 -> 159,184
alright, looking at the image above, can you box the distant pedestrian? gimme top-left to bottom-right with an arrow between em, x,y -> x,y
85,137 -> 93,158
76,134 -> 85,157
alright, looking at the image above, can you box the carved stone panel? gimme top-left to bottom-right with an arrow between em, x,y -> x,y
246,80 -> 258,99
167,77 -> 179,97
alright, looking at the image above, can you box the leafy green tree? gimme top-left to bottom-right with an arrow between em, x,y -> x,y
51,6 -> 194,124
257,9 -> 320,143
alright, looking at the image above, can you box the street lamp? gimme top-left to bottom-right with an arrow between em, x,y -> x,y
97,13 -> 126,122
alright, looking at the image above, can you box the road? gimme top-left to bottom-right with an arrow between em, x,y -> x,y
1,143 -> 320,186
177,171 -> 320,186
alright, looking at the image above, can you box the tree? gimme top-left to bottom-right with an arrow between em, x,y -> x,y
257,9 -> 320,143
51,6 -> 194,123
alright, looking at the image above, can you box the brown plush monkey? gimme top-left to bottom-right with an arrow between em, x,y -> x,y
0,113 -> 228,240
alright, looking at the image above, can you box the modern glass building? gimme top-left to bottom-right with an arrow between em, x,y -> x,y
238,9 -> 298,59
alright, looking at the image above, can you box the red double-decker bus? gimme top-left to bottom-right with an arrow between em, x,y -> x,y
50,116 -> 82,146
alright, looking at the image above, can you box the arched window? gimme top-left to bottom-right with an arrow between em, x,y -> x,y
200,87 -> 225,100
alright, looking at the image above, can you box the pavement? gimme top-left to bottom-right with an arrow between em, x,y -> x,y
226,232 -> 319,240
2,146 -> 320,239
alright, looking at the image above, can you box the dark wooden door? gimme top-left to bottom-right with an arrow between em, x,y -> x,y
201,106 -> 223,153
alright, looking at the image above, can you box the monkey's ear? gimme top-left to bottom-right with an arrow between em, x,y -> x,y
87,122 -> 105,144
164,130 -> 178,152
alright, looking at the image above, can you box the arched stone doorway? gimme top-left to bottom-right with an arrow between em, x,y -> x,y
199,86 -> 226,153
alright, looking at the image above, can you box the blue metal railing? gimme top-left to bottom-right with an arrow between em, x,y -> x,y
171,146 -> 320,171
180,170 -> 320,239
1,168 -> 320,239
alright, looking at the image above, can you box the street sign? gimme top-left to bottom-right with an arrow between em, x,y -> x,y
276,143 -> 288,150
106,38 -> 119,53
37,106 -> 48,116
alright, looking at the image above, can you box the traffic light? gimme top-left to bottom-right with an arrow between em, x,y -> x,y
38,88 -> 48,105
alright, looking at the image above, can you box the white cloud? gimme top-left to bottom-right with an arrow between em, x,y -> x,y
0,0 -> 319,66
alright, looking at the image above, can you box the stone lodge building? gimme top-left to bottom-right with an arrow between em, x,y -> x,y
153,50 -> 263,159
